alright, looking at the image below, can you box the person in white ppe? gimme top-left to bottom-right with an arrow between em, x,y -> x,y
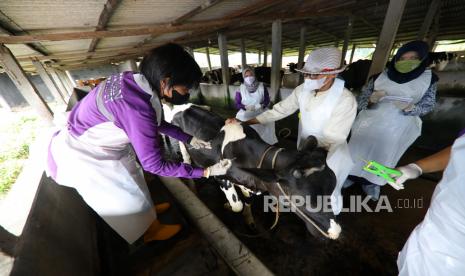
226,47 -> 357,215
234,66 -> 278,145
347,40 -> 439,199
395,128 -> 465,276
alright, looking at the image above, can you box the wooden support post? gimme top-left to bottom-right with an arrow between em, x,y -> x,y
263,37 -> 268,67
0,94 -> 12,111
341,16 -> 354,66
65,71 -> 76,88
47,67 -> 70,98
349,44 -> 356,64
367,0 -> 407,79
297,25 -> 306,69
417,0 -> 441,41
118,59 -> 138,72
57,70 -> 74,95
297,25 -> 306,84
218,33 -> 230,107
0,45 -> 53,124
270,20 -> 282,102
427,11 -> 440,50
240,38 -> 247,69
205,47 -> 212,71
186,47 -> 194,56
32,59 -> 66,105
258,50 -> 261,65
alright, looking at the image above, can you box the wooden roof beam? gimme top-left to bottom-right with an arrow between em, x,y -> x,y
0,23 -> 48,56
88,0 -> 122,53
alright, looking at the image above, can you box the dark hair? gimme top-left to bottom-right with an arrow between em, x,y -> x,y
139,43 -> 202,93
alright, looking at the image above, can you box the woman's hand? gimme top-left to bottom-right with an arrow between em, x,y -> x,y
204,159 -> 232,177
394,163 -> 423,186
369,90 -> 386,104
225,118 -> 239,125
189,137 -> 212,149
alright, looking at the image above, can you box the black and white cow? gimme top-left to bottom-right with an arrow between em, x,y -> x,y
171,106 -> 341,240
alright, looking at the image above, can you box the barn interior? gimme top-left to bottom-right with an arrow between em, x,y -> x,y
0,0 -> 464,275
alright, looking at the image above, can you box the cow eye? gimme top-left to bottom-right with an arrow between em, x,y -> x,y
292,170 -> 302,179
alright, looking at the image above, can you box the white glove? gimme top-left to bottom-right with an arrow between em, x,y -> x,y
394,163 -> 423,187
254,103 -> 262,110
189,137 -> 212,149
205,159 -> 232,177
369,90 -> 386,104
245,105 -> 256,111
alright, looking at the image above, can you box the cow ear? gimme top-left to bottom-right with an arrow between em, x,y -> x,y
240,168 -> 278,183
292,169 -> 302,179
298,136 -> 318,152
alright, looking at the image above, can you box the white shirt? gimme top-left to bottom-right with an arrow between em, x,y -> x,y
256,83 -> 357,148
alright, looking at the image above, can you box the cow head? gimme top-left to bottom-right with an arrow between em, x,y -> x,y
243,136 -> 341,240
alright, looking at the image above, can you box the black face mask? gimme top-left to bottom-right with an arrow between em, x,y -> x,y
164,89 -> 190,105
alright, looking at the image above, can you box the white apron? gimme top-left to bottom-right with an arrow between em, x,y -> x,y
47,80 -> 159,244
298,78 -> 354,215
236,83 -> 278,145
348,70 -> 432,185
397,134 -> 465,276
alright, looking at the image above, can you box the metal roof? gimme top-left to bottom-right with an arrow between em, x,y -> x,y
0,0 -> 463,72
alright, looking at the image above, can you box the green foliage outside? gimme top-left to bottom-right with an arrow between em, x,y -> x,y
0,114 -> 39,196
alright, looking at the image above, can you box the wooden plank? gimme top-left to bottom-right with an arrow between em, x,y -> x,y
0,45 -> 53,124
368,0 -> 407,79
88,0 -> 122,52
417,0 -> 441,41
0,23 -> 48,56
270,20 -> 282,102
0,11 -> 346,44
240,38 -> 247,69
341,16 -> 354,66
31,59 -> 66,105
217,33 -> 230,106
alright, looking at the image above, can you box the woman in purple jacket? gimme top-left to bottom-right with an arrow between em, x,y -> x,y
46,44 -> 231,244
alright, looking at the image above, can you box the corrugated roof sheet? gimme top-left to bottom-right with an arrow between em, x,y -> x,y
108,0 -> 200,27
0,0 -> 463,72
0,0 -> 105,30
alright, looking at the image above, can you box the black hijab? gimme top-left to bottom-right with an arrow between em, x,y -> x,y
386,40 -> 430,84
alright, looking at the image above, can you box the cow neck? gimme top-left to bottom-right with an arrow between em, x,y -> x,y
272,148 -> 298,170
257,146 -> 284,169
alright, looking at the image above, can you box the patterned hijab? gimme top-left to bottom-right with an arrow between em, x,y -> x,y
242,66 -> 259,92
387,40 -> 429,84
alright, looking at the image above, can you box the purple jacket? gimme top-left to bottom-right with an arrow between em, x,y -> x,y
65,72 -> 204,178
459,128 -> 465,138
235,85 -> 270,110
